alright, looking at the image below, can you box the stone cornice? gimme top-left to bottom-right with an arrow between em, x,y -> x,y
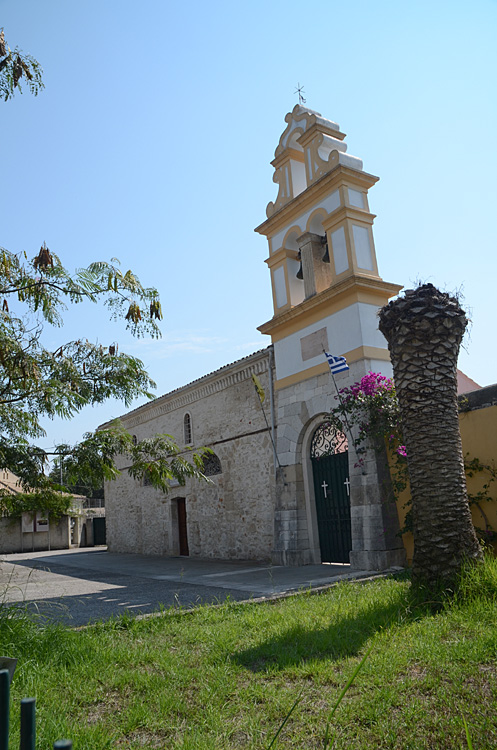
265,246 -> 299,268
255,165 -> 379,238
322,204 -> 376,230
257,277 -> 402,337
100,349 -> 271,431
272,147 -> 305,168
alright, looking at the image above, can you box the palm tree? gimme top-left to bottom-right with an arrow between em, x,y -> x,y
379,284 -> 482,588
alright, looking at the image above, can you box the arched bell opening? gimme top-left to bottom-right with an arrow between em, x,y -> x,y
282,228 -> 305,306
307,211 -> 329,264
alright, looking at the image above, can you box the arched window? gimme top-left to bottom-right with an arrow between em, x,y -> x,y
184,413 -> 192,445
132,434 -> 138,446
202,452 -> 222,476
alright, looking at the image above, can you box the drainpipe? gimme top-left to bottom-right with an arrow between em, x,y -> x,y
268,346 -> 277,479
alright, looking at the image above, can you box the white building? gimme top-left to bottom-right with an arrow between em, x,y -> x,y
103,106 -> 407,570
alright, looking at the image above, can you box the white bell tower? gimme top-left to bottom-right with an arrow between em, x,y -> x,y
256,106 -> 406,570
256,104 -> 401,390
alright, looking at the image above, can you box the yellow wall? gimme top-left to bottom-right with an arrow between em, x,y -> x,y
460,404 -> 497,553
395,404 -> 497,564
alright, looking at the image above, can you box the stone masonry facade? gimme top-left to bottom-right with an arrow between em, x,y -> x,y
104,347 -> 406,569
104,349 -> 276,561
273,358 -> 406,568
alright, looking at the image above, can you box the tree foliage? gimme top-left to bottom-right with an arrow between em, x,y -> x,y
0,242 -> 206,500
49,447 -> 104,500
0,29 -> 44,101
329,371 -> 408,494
0,33 -> 207,502
0,488 -> 72,521
55,425 -> 212,496
330,372 -> 402,453
0,244 -> 161,450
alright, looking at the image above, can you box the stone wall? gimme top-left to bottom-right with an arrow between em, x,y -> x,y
104,349 -> 276,561
273,358 -> 406,568
105,346 -> 409,569
0,515 -> 71,554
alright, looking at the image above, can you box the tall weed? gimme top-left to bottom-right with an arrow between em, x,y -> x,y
452,553 -> 497,605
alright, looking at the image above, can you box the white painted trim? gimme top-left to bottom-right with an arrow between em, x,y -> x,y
273,302 -> 389,381
348,188 -> 365,208
331,226 -> 348,275
273,265 -> 288,308
110,352 -> 271,429
352,225 -> 373,271
307,147 -> 313,180
290,159 -> 307,196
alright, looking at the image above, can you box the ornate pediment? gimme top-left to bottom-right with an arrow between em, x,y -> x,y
274,105 -> 342,157
266,105 -> 364,218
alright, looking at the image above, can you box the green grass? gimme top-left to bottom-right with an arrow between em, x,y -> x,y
2,559 -> 497,749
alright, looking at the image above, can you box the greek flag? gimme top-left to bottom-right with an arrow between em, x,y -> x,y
324,351 -> 349,375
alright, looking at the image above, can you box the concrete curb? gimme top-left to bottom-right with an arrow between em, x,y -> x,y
74,568 -> 407,630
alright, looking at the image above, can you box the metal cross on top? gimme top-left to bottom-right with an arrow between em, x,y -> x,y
294,82 -> 306,105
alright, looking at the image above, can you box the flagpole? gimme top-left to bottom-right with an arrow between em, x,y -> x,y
323,350 -> 362,462
258,397 -> 282,470
268,347 -> 278,479
252,374 -> 282,471
328,368 -> 355,442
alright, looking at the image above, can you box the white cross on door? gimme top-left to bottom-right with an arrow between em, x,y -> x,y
343,478 -> 350,496
321,481 -> 329,498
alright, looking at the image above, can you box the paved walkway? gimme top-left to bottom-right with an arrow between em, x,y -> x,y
0,547 -> 381,627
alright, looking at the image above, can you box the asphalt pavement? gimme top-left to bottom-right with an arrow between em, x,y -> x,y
0,547 -> 382,627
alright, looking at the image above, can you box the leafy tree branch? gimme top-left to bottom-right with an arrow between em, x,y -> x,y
54,425 -> 212,496
0,488 -> 72,521
0,29 -> 209,507
0,28 -> 44,101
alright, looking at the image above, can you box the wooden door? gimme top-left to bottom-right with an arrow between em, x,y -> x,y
177,498 -> 189,556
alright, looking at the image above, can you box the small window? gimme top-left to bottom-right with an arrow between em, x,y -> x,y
132,434 -> 138,446
142,471 -> 153,487
202,452 -> 222,477
184,413 -> 192,444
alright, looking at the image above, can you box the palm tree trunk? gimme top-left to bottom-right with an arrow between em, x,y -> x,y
379,284 -> 482,588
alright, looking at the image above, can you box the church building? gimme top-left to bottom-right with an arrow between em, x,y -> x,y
103,105 -> 408,570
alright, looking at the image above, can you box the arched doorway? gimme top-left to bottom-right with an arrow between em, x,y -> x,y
310,421 -> 351,563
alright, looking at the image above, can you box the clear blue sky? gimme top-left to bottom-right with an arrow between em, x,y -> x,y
2,0 -> 497,451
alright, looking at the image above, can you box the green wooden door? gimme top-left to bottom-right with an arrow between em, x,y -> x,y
311,423 -> 351,563
93,517 -> 106,546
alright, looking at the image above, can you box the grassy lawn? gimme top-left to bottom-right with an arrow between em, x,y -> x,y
2,561 -> 497,749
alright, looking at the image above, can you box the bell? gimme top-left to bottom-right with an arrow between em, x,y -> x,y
322,239 -> 330,263
296,250 -> 303,280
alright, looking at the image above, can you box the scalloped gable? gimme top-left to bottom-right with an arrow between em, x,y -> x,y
275,105 -> 342,156
266,105 -> 364,218
98,348 -> 271,430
